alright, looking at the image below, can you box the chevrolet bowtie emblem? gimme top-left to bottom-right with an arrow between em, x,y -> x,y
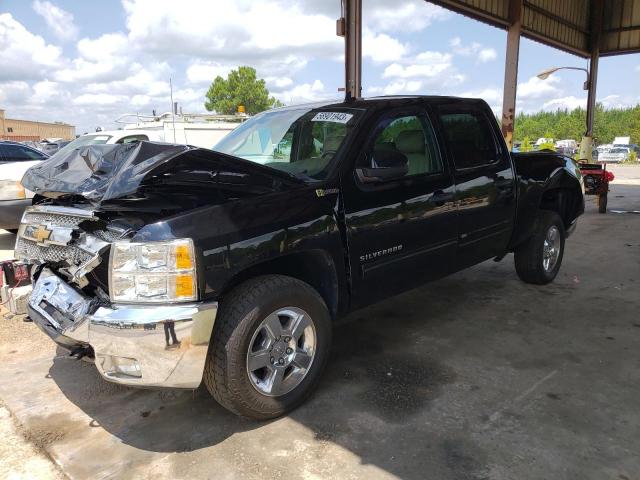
33,225 -> 52,243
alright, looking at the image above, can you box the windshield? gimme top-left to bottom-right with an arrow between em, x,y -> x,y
50,134 -> 113,160
609,148 -> 628,153
213,107 -> 359,181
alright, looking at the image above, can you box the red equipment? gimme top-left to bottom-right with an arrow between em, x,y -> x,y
578,163 -> 614,214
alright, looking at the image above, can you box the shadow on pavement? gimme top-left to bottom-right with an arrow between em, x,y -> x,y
48,272 -> 484,480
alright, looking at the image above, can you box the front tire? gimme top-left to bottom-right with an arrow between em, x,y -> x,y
597,192 -> 608,213
514,211 -> 565,285
203,275 -> 332,419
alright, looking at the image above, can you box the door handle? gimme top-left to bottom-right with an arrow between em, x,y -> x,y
428,191 -> 454,205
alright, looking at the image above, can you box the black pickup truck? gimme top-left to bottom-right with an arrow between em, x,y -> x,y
17,96 -> 584,419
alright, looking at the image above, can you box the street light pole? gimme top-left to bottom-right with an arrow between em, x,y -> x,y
536,66 -> 594,162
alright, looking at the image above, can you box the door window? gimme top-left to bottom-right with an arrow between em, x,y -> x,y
365,115 -> 443,178
439,112 -> 498,169
0,144 -> 47,162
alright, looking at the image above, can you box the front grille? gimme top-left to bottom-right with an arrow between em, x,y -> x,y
15,239 -> 93,265
21,211 -> 87,228
15,206 -> 99,267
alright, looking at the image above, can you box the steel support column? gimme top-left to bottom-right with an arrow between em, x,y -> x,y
580,0 -> 603,162
501,0 -> 523,151
343,0 -> 362,100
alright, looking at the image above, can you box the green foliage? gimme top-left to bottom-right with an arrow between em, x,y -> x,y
512,104 -> 640,145
623,150 -> 638,164
204,66 -> 283,115
519,136 -> 533,152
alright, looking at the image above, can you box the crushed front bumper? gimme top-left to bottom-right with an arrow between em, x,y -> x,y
28,268 -> 217,388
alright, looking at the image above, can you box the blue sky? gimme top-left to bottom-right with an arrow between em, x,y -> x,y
1,0 -> 639,133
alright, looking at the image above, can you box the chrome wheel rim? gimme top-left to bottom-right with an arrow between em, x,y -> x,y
246,307 -> 316,397
542,225 -> 561,272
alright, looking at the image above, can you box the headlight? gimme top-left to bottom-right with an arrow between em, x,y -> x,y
0,180 -> 26,200
109,239 -> 197,303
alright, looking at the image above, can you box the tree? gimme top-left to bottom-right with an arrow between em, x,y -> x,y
204,66 -> 283,115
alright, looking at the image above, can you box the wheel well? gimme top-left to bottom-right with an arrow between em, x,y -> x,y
539,185 -> 582,229
219,250 -> 340,319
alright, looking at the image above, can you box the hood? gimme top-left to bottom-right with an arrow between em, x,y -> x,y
21,141 -> 300,211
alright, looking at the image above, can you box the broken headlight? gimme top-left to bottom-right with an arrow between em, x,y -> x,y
109,239 -> 197,303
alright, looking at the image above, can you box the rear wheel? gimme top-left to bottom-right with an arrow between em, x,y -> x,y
514,211 -> 565,285
203,275 -> 332,419
597,192 -> 608,213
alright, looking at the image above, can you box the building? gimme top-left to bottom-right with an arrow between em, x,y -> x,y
0,109 -> 75,141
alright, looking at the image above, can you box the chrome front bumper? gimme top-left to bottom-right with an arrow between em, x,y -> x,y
28,269 -> 217,388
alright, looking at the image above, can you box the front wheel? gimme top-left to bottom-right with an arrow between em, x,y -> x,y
514,211 -> 565,285
203,275 -> 332,419
597,192 -> 608,213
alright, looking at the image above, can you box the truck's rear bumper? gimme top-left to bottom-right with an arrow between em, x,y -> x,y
29,268 -> 217,388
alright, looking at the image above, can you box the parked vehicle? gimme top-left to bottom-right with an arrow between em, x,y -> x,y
16,96 -> 584,419
0,141 -> 49,232
40,140 -> 71,156
598,147 -> 630,163
115,112 -> 243,148
47,129 -> 164,160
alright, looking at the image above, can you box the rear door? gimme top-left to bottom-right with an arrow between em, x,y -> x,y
342,106 -> 458,307
434,103 -> 516,269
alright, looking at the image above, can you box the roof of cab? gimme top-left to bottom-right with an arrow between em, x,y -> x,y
268,95 -> 490,113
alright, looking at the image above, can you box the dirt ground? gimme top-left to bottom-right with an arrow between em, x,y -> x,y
0,165 -> 638,480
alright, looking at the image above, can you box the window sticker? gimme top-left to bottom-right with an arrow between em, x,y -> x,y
311,112 -> 354,124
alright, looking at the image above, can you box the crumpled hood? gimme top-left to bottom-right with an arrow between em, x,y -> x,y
21,141 -> 298,207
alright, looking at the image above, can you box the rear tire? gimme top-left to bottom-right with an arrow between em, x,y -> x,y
597,192 -> 608,213
203,275 -> 332,419
514,211 -> 565,285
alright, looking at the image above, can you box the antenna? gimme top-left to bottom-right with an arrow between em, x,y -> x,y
169,77 -> 176,143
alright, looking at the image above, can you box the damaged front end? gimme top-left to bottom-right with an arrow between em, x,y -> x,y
14,142 -> 295,387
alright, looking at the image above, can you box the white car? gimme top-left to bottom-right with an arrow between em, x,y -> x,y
50,129 -> 164,160
0,141 -> 49,233
599,147 -> 630,163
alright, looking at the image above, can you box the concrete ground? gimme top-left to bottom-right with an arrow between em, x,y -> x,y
0,165 -> 638,480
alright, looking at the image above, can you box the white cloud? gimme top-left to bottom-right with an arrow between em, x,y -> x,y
186,62 -> 234,85
368,80 -> 424,96
275,80 -> 332,104
366,1 -> 450,32
542,96 -> 586,110
265,76 -> 294,91
450,37 -> 497,63
122,0 -> 342,72
73,93 -> 122,106
363,30 -> 408,63
478,48 -> 497,63
517,75 -> 561,99
0,13 -> 63,81
382,52 -> 453,79
32,0 -> 78,41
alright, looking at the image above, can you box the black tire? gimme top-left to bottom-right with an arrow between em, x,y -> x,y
203,275 -> 332,419
514,211 -> 565,285
597,192 -> 608,214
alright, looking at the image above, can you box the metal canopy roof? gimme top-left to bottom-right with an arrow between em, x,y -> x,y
428,0 -> 640,57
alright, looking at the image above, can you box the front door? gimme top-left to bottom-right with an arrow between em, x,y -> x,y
342,107 -> 458,308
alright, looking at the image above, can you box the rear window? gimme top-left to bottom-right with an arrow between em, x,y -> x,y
439,112 -> 498,169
